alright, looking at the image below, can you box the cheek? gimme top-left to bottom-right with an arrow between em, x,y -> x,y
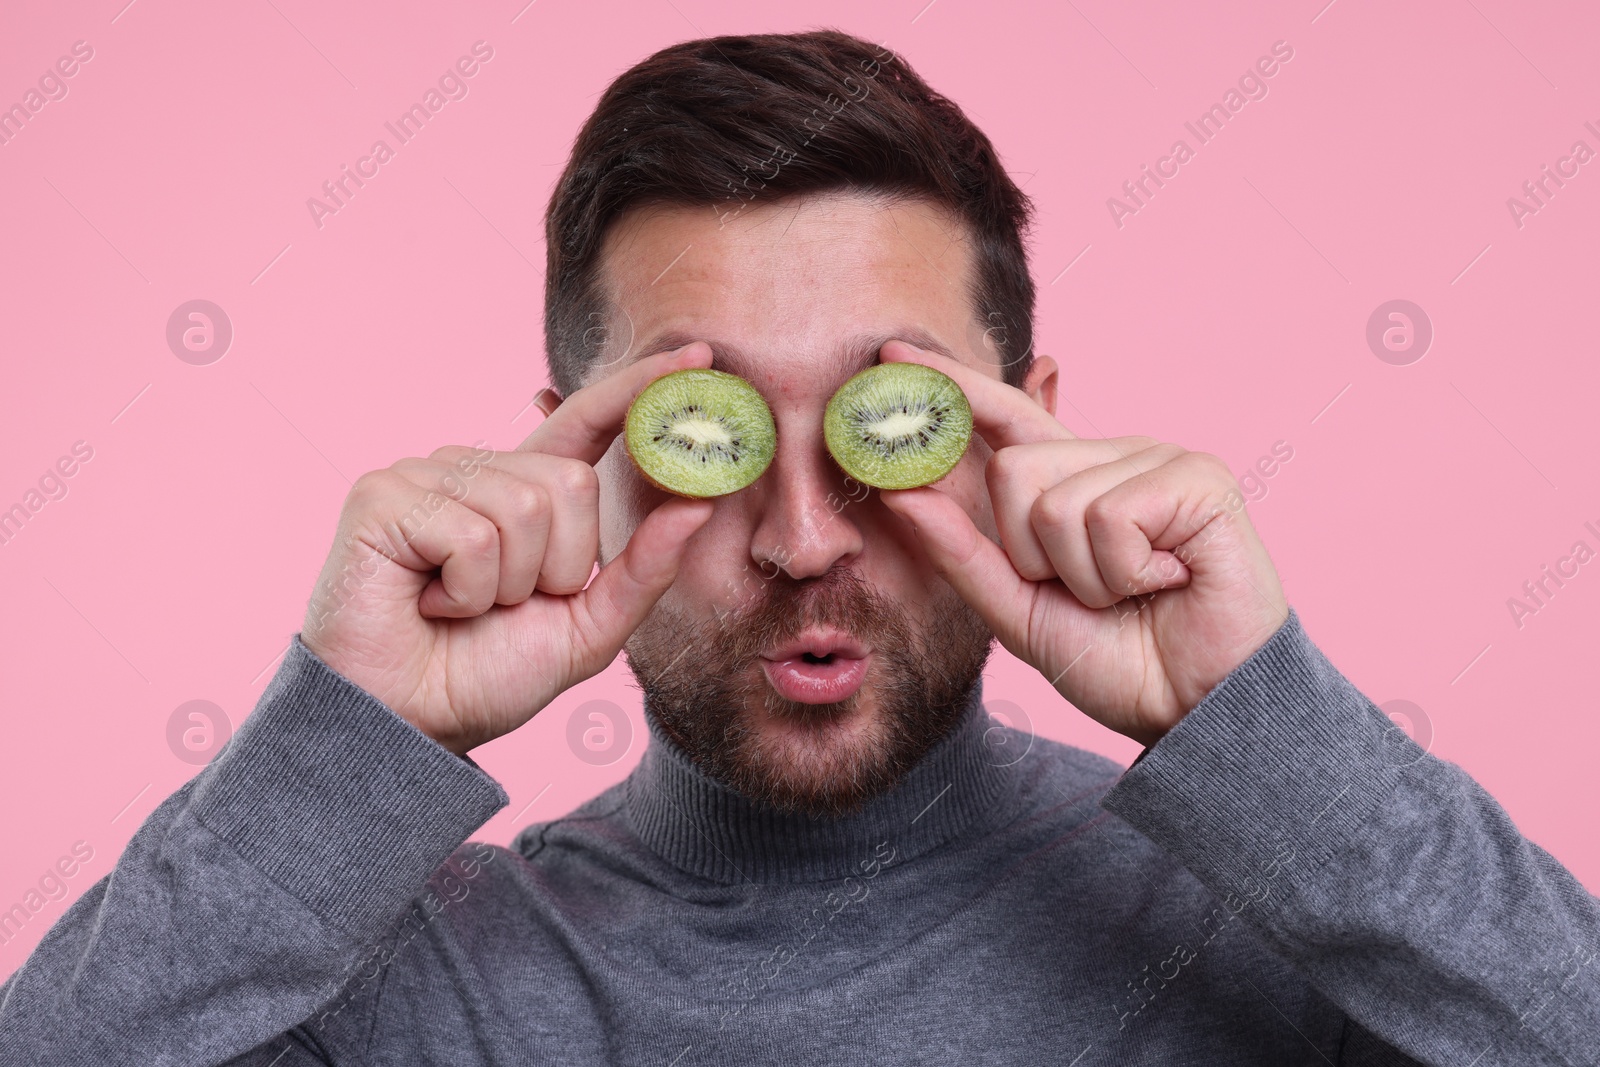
602,449 -> 750,611
943,446 -> 997,534
596,447 -> 652,559
654,502 -> 761,619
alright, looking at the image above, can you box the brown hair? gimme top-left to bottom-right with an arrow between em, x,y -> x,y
543,28 -> 1036,395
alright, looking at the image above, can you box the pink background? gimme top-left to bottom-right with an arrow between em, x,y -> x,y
3,0 -> 1596,978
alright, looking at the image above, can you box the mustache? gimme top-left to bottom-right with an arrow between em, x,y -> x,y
715,567 -> 910,662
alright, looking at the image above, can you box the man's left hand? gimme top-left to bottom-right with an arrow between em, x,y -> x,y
878,340 -> 1289,747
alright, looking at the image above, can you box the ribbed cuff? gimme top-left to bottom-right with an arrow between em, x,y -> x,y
189,634 -> 509,940
1101,608 -> 1419,897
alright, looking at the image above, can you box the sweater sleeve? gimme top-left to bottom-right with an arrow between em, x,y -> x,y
0,635 -> 509,1066
1100,608 -> 1600,1067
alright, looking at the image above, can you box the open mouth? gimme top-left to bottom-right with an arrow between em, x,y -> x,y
758,631 -> 871,704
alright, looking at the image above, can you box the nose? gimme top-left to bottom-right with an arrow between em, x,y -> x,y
749,425 -> 866,580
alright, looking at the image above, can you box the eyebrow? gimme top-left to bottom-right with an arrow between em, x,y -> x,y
631,327 -> 958,380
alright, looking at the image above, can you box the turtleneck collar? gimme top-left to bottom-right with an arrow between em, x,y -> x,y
623,683 -> 1026,885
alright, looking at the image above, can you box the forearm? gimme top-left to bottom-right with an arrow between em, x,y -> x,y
0,636 -> 508,1066
1102,609 -> 1600,1066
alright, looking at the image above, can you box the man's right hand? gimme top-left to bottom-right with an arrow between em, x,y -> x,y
300,342 -> 714,755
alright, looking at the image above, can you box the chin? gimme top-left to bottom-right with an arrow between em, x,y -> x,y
749,681 -> 877,757
720,678 -> 896,816
627,570 -> 994,819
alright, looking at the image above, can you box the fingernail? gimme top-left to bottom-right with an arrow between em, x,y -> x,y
533,387 -> 562,416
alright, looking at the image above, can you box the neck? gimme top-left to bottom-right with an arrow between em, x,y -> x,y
624,684 -> 1025,884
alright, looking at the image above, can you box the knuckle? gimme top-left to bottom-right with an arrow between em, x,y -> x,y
1082,494 -> 1118,532
986,446 -> 1020,480
350,470 -> 385,502
986,446 -> 1032,495
1140,442 -> 1188,472
456,516 -> 499,557
1030,487 -> 1074,531
508,483 -> 548,523
1184,449 -> 1226,474
391,454 -> 427,471
350,469 -> 403,511
1148,440 -> 1185,460
550,459 -> 598,500
388,456 -> 431,482
427,444 -> 468,464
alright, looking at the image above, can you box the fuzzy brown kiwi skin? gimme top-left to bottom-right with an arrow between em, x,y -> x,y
623,433 -> 713,500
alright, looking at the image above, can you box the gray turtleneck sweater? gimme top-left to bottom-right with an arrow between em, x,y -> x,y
2,609 -> 1596,1064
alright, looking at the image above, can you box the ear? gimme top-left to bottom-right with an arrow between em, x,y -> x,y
1021,355 -> 1058,419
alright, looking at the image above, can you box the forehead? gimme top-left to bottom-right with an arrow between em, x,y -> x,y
593,191 -> 982,385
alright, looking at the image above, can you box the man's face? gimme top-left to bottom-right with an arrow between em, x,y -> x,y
588,191 -> 1055,817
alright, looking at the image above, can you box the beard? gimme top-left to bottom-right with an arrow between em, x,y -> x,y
624,566 -> 994,819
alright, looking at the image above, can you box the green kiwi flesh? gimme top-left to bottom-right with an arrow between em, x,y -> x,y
625,369 -> 776,498
823,362 -> 973,490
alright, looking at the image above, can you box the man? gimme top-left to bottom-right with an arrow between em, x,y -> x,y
2,28 -> 1594,1066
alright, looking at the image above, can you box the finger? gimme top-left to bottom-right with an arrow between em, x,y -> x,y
1082,451 -> 1242,601
528,458 -> 600,595
878,338 -> 1073,450
389,457 -> 552,606
419,445 -> 600,596
533,387 -> 562,417
517,341 -> 713,463
1028,443 -> 1190,607
878,485 -> 1035,650
568,497 -> 715,672
986,437 -> 1160,581
350,472 -> 502,619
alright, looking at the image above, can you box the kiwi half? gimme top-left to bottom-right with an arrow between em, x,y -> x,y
824,362 -> 973,490
624,369 -> 776,498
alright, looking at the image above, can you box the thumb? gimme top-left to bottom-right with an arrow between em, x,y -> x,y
569,497 -> 714,669
880,486 -> 1035,648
